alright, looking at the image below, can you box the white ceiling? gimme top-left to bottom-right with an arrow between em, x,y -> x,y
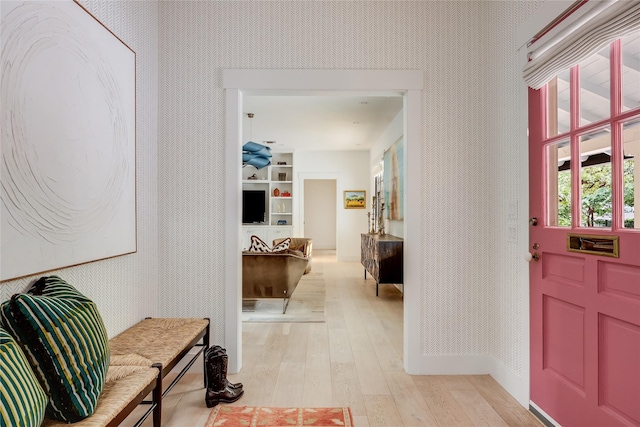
241,34 -> 639,153
553,32 -> 640,134
242,93 -> 403,152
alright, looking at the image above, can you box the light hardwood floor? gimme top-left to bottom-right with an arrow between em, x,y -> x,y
122,251 -> 542,426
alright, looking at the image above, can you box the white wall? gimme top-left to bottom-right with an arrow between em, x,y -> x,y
0,0 -> 160,337
295,150 -> 370,261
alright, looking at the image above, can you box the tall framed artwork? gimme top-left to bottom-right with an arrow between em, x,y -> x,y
1,1 -> 136,281
383,137 -> 404,220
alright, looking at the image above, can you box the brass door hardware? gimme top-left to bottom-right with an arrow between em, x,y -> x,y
567,234 -> 619,257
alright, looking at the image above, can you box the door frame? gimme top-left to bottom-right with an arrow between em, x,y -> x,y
517,5 -> 576,418
223,69 -> 423,373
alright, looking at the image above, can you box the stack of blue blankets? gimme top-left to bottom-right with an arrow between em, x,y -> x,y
242,141 -> 272,169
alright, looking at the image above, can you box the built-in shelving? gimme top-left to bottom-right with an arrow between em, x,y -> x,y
241,152 -> 294,249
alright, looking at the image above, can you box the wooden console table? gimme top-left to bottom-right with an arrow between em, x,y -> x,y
360,233 -> 403,296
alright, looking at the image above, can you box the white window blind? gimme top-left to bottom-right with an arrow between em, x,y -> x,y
523,0 -> 640,89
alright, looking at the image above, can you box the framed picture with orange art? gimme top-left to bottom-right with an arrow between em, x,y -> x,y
344,190 -> 366,209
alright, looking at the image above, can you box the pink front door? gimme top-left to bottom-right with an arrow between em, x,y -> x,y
529,37 -> 640,427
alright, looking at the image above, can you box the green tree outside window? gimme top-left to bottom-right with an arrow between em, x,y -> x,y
557,159 -> 634,227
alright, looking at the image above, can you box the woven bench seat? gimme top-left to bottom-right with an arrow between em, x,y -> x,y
42,365 -> 161,427
109,318 -> 210,378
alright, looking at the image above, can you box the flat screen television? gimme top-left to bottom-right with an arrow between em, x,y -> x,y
242,190 -> 266,224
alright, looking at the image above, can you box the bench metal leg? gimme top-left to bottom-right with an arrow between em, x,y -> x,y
152,363 -> 162,427
202,318 -> 210,388
135,364 -> 163,427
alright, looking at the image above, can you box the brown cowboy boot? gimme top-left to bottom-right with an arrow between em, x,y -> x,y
218,352 -> 243,401
205,352 -> 243,407
209,346 -> 243,390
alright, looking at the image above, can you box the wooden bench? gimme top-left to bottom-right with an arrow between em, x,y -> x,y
42,317 -> 210,427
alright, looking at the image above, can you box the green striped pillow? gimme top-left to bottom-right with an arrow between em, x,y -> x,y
0,328 -> 47,427
0,276 -> 109,423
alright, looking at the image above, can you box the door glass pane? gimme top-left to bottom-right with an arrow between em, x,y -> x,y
548,139 -> 571,226
580,45 -> 610,127
548,71 -> 571,137
623,118 -> 639,229
622,33 -> 640,113
580,128 -> 612,227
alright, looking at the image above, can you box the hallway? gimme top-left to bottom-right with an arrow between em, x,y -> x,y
125,251 -> 541,426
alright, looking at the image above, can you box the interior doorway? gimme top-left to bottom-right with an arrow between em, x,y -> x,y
303,179 -> 336,250
224,69 -> 423,375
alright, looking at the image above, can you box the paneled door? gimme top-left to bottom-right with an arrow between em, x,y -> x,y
528,36 -> 640,427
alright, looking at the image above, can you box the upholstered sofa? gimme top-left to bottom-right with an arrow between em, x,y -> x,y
273,237 -> 313,274
242,250 -> 309,313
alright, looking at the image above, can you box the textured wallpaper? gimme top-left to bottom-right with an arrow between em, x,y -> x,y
0,0 -> 159,338
487,0 -> 545,380
158,0 -> 543,382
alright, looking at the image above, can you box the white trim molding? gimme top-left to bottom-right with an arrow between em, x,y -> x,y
223,69 -> 423,374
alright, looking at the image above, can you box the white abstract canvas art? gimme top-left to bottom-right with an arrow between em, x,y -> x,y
1,0 -> 136,281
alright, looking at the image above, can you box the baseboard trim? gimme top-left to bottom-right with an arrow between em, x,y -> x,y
405,354 -> 529,408
529,401 -> 562,427
406,354 -> 493,375
488,356 -> 528,408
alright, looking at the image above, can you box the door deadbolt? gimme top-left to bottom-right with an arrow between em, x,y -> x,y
529,217 -> 538,226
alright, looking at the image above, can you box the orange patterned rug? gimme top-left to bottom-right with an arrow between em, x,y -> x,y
205,406 -> 353,427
